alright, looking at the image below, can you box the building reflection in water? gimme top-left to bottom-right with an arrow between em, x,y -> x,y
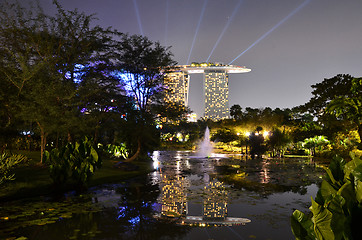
159,173 -> 229,221
160,174 -> 188,218
203,180 -> 228,220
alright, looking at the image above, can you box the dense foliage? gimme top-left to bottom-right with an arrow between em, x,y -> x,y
0,153 -> 27,185
45,137 -> 101,190
291,153 -> 362,240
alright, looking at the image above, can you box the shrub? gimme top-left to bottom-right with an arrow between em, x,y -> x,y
45,137 -> 101,190
0,152 -> 28,185
291,152 -> 362,239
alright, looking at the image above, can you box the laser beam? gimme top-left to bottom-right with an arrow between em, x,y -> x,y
206,0 -> 243,62
227,226 -> 245,240
187,0 -> 208,64
229,0 -> 311,64
164,0 -> 169,45
133,0 -> 144,35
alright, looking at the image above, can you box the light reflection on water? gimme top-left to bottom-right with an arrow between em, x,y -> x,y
150,150 -> 324,239
1,151 -> 325,240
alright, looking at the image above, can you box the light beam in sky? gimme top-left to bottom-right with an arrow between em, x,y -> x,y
133,0 -> 144,36
206,0 -> 243,62
164,0 -> 169,46
229,0 -> 311,64
187,0 -> 208,65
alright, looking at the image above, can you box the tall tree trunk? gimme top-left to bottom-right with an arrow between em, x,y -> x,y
124,138 -> 141,163
67,132 -> 72,143
37,121 -> 47,164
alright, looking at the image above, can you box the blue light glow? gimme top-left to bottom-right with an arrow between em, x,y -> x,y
133,0 -> 144,36
229,0 -> 311,64
128,216 -> 140,225
187,0 -> 208,64
63,64 -> 85,83
206,0 -> 243,62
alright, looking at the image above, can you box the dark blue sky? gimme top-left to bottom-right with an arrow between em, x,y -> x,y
35,0 -> 362,117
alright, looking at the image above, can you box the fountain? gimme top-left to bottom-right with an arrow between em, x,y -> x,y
197,126 -> 213,158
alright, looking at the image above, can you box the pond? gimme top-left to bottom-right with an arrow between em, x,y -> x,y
0,151 -> 326,240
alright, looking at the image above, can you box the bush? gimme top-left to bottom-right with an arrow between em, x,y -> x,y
291,152 -> 362,239
45,137 -> 102,190
0,152 -> 28,185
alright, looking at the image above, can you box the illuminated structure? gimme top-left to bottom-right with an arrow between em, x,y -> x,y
163,70 -> 190,106
164,63 -> 250,121
203,180 -> 228,220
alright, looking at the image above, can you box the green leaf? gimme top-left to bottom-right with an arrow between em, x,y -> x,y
344,155 -> 362,181
351,165 -> 362,182
355,181 -> 362,204
291,210 -> 316,240
320,180 -> 337,202
310,199 -> 335,240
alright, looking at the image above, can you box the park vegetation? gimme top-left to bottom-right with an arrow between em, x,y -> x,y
0,2 -> 361,237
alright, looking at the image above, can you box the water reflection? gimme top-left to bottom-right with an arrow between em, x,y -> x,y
1,151 -> 325,240
203,180 -> 227,220
160,174 -> 188,218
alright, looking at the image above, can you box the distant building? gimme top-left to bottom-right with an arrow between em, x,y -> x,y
163,69 -> 190,106
164,63 -> 250,121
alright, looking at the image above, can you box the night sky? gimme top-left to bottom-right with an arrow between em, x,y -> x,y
31,0 -> 362,117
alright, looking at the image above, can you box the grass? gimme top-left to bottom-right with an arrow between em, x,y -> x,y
0,150 -> 153,201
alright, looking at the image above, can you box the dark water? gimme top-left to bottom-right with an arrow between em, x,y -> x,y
0,151 -> 325,240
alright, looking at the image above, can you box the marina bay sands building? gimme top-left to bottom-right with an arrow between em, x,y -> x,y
164,63 -> 251,121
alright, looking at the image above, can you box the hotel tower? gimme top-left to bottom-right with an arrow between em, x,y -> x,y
164,62 -> 250,121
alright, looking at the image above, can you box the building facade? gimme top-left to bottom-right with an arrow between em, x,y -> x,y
163,69 -> 190,106
204,70 -> 229,120
164,63 -> 250,121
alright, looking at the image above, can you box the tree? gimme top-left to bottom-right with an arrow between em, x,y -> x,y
116,34 -> 176,113
113,34 -> 177,161
326,78 -> 362,148
267,128 -> 290,158
298,74 -> 354,117
296,74 -> 358,146
0,1 -> 120,162
230,104 -> 243,120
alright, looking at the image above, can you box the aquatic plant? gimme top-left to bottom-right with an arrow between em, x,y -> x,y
291,153 -> 362,239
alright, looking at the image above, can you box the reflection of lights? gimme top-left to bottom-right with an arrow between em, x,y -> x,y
185,160 -> 190,169
176,160 -> 181,173
260,160 -> 270,183
152,151 -> 160,170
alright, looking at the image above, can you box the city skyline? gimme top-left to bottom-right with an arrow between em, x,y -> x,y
37,0 -> 362,117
